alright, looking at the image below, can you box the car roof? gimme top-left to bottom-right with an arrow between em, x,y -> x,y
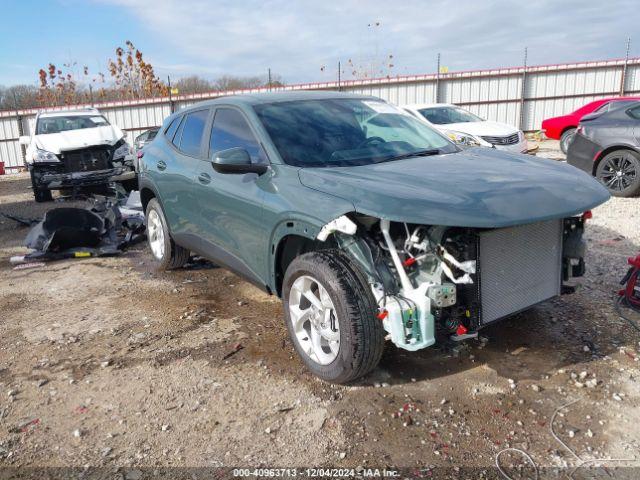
38,108 -> 101,118
586,96 -> 640,105
404,103 -> 456,109
180,90 -> 379,111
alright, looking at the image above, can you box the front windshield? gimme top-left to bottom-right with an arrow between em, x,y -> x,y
419,106 -> 482,125
253,98 -> 457,167
36,115 -> 110,135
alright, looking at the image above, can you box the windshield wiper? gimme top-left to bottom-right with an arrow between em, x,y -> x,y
373,148 -> 440,163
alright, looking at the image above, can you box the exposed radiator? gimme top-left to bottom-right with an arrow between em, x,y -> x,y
479,219 -> 563,324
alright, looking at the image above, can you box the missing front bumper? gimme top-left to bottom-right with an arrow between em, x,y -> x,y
33,166 -> 132,189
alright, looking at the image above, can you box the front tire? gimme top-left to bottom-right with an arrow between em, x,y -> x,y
145,198 -> 190,269
30,169 -> 53,203
282,250 -> 385,384
596,150 -> 640,197
560,128 -> 576,154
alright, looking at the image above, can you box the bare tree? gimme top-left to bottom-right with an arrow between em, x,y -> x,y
107,40 -> 167,99
173,75 -> 212,94
213,75 -> 264,91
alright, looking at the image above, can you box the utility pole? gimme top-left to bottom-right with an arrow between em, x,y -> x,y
620,37 -> 631,96
435,53 -> 441,103
519,47 -> 528,131
167,76 -> 175,114
12,91 -> 26,167
338,61 -> 342,91
89,84 -> 94,107
268,68 -> 272,91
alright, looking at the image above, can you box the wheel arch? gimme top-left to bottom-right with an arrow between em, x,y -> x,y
269,216 -> 349,297
139,178 -> 163,214
560,125 -> 577,136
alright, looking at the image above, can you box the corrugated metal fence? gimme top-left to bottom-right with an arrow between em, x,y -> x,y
2,56 -> 639,172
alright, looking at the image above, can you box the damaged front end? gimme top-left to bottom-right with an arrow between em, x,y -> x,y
321,212 -> 590,351
30,140 -> 136,194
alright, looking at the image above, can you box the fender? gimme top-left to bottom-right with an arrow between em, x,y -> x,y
267,211 -> 354,293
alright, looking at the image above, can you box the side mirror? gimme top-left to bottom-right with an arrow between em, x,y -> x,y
19,135 -> 30,146
212,147 -> 268,175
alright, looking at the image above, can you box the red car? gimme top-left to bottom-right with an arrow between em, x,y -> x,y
542,96 -> 640,153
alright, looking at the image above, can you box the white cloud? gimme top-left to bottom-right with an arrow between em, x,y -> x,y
100,0 -> 637,82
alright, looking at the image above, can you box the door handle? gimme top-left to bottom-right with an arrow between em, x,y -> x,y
157,160 -> 167,171
198,172 -> 211,184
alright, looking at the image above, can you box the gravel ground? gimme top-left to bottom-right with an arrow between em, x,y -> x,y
0,143 -> 639,478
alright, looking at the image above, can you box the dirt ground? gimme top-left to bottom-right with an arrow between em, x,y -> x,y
1,140 -> 639,478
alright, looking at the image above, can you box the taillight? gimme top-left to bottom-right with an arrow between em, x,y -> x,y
582,210 -> 593,221
137,150 -> 144,159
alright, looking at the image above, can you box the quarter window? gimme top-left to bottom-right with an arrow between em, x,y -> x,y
172,117 -> 186,148
209,108 -> 266,163
179,109 -> 209,156
165,116 -> 181,141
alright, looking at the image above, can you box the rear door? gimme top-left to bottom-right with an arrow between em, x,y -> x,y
193,106 -> 269,285
156,108 -> 210,244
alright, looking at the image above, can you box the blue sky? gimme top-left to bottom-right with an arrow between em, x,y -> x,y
0,0 -> 638,87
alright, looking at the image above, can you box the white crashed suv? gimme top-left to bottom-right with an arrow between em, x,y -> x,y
403,103 -> 529,154
19,108 -> 136,202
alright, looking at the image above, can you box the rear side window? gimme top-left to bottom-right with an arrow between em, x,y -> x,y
209,108 -> 266,163
179,109 -> 209,156
628,105 -> 640,120
165,116 -> 181,142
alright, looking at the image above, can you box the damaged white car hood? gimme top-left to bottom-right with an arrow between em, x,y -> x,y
34,125 -> 125,154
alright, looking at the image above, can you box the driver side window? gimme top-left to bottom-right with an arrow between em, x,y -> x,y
209,108 -> 267,164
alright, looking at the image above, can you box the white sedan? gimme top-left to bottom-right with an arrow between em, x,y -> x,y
403,103 -> 529,154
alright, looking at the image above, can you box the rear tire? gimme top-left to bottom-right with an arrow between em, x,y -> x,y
29,169 -> 53,203
282,249 -> 385,384
145,198 -> 190,269
596,150 -> 640,197
560,128 -> 576,154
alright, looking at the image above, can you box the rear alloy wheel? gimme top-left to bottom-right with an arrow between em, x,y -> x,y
560,128 -> 576,154
145,198 -> 190,269
283,250 -> 385,384
596,150 -> 640,197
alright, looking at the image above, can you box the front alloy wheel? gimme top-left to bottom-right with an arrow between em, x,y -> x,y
288,275 -> 340,365
283,250 -> 385,384
596,150 -> 640,197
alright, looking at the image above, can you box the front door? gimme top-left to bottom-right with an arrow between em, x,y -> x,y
194,107 -> 269,285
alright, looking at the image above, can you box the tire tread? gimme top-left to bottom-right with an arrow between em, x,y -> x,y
284,249 -> 385,383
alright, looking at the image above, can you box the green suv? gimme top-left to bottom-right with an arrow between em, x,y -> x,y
139,91 -> 609,383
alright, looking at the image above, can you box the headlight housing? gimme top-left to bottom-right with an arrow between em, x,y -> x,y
444,130 -> 482,147
113,143 -> 131,160
33,149 -> 60,163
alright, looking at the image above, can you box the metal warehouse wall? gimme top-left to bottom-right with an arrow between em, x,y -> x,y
1,57 -> 639,172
